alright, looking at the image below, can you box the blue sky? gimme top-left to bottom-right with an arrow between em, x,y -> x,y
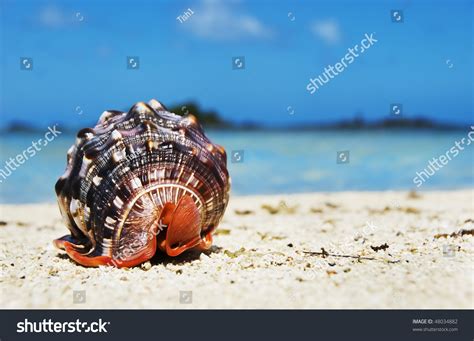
0,0 -> 472,128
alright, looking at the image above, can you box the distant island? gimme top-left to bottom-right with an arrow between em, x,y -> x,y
167,102 -> 233,129
282,116 -> 466,131
0,102 -> 468,134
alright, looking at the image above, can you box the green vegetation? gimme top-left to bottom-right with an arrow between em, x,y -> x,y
168,102 -> 232,129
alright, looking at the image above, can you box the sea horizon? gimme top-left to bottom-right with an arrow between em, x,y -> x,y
1,129 -> 472,204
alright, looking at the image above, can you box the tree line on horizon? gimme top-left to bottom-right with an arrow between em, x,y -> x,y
0,102 -> 466,133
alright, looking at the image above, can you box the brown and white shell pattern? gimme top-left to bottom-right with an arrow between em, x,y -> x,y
54,99 -> 230,267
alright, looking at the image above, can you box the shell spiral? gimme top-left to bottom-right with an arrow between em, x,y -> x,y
54,99 -> 230,267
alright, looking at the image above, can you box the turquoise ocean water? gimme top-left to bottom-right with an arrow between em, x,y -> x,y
0,130 -> 473,203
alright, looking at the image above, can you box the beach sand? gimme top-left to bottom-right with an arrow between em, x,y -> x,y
0,190 -> 472,309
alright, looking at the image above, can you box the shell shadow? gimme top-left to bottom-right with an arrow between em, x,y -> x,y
55,253 -> 70,261
53,245 -> 223,268
149,245 -> 223,266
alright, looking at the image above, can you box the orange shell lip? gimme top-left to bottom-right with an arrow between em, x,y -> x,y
54,195 -> 215,268
53,235 -> 158,268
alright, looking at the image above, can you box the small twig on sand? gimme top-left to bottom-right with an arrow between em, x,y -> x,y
302,248 -> 400,264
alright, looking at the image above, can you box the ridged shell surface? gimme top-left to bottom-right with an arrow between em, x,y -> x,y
55,99 -> 230,265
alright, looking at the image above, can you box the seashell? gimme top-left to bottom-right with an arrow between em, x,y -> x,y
54,99 -> 230,267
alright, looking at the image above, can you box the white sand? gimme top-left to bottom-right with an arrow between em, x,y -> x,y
0,190 -> 473,309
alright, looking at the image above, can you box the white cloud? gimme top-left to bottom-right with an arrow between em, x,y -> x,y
39,6 -> 67,28
38,5 -> 79,28
185,0 -> 273,40
310,19 -> 341,45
